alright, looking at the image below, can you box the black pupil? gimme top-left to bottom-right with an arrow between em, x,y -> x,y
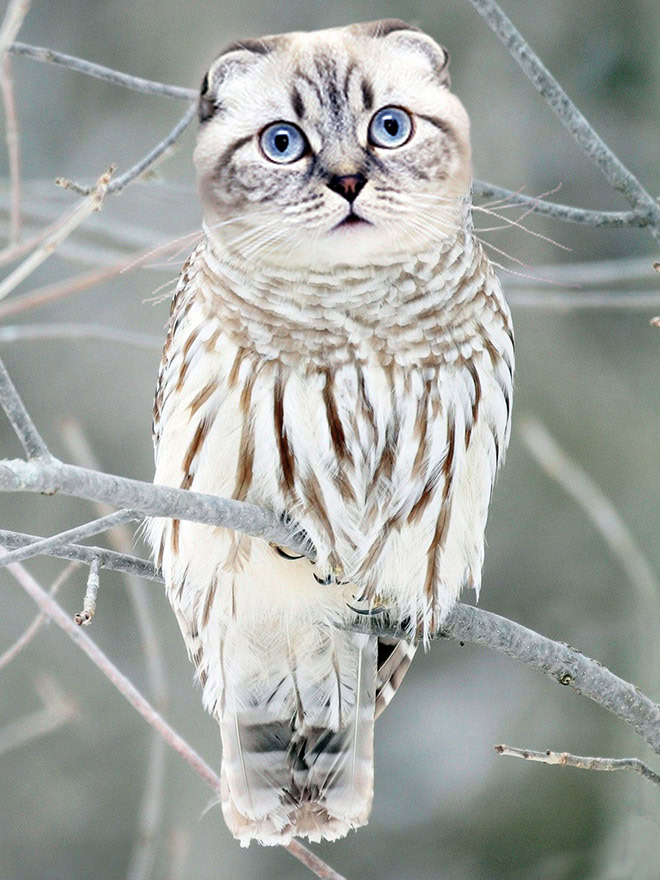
383,116 -> 400,137
274,131 -> 290,153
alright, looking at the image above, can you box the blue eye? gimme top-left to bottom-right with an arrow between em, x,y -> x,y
259,122 -> 307,163
368,106 -> 413,149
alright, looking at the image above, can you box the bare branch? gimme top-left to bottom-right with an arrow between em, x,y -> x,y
8,41 -> 196,100
0,528 -> 160,580
0,353 -> 51,459
0,165 -> 114,302
0,559 -> 78,672
0,230 -> 196,321
0,2 -> 30,58
473,181 -> 649,228
73,556 -> 100,626
61,420 -> 169,880
0,508 -> 140,569
0,457 -> 310,556
359,603 -> 660,758
520,417 -> 660,611
10,559 -> 346,880
65,104 -> 196,196
1,54 -> 23,243
0,323 -> 162,349
495,744 -> 660,789
508,289 -> 660,311
0,674 -> 76,757
7,37 -> 658,235
0,0 -> 28,245
467,0 -> 660,241
505,255 -> 660,289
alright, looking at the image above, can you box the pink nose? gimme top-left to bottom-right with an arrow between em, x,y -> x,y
327,174 -> 367,203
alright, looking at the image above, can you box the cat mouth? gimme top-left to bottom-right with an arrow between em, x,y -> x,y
333,212 -> 373,230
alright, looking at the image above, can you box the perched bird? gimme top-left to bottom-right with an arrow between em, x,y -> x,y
148,19 -> 513,846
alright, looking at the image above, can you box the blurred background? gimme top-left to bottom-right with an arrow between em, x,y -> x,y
1,0 -> 659,878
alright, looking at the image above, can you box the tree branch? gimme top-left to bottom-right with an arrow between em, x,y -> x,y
467,0 -> 660,241
495,744 -> 660,789
356,604 -> 660,757
62,104 -> 197,196
0,353 -> 51,459
472,180 -> 650,228
0,559 -> 77,672
0,166 -> 113,302
8,41 -> 196,100
0,323 -> 163,349
0,528 -> 160,580
3,508 -> 660,764
0,456 -> 310,556
8,37 -> 659,234
7,559 -> 347,880
0,508 -> 140,569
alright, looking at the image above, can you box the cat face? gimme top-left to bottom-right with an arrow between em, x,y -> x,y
194,20 -> 472,270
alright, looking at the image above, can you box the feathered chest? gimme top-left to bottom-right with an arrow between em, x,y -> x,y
153,240 -> 513,620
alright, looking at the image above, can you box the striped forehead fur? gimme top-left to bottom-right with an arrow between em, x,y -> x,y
193,20 -> 472,271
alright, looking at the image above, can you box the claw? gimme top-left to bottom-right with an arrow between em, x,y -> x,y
271,544 -> 304,560
346,603 -> 386,617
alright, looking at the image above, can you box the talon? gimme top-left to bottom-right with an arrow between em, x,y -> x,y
271,543 -> 304,560
314,572 -> 335,585
346,603 -> 386,617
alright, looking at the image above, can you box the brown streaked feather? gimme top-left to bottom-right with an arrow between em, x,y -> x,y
423,409 -> 457,607
274,373 -> 296,497
322,370 -> 349,462
375,639 -> 417,719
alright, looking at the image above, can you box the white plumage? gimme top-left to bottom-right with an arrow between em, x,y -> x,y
148,20 -> 513,845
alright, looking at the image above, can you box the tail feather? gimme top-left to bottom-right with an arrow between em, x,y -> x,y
219,627 -> 376,846
375,638 -> 417,719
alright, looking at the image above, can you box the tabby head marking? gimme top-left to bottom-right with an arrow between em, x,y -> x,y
194,21 -> 472,270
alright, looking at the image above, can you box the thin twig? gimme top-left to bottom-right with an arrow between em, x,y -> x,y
8,37 -> 658,234
0,2 -> 30,58
9,560 -> 346,880
166,830 -> 190,880
0,323 -> 162,349
0,353 -> 51,459
61,420 -> 168,880
0,674 -> 76,757
0,231 -> 197,321
0,1 -> 29,245
4,507 -> 660,766
507,289 -> 660,311
0,559 -> 77,672
473,181 -> 648,228
1,55 -> 22,243
73,556 -> 100,626
9,41 -> 196,100
0,508 -> 140,569
356,603 -> 660,758
0,165 -> 114,302
504,255 -> 660,288
467,0 -> 660,241
0,215 -> 62,267
494,744 -> 660,789
520,418 -> 660,612
0,528 -> 159,580
65,104 -> 196,196
519,416 -> 660,692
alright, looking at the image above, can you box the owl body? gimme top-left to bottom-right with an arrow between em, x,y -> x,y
149,20 -> 513,846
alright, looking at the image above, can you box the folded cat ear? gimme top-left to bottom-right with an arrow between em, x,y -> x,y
199,37 -> 281,123
355,20 -> 451,87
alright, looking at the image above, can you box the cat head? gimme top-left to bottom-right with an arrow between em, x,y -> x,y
194,20 -> 472,271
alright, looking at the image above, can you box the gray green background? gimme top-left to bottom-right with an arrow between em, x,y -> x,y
1,0 -> 659,878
